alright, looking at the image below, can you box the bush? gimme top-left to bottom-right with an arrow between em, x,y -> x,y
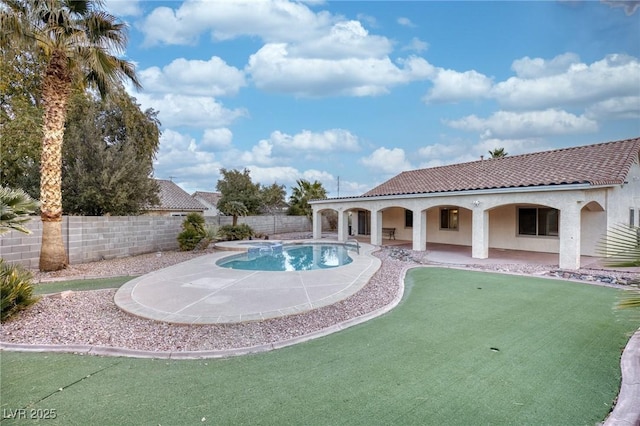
1,259 -> 39,322
218,224 -> 254,241
177,213 -> 207,251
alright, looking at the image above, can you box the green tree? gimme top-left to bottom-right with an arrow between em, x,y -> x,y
0,187 -> 39,235
0,45 -> 44,198
259,182 -> 287,215
488,147 -> 508,158
1,0 -> 141,271
62,87 -> 160,215
288,179 -> 327,218
216,168 -> 261,220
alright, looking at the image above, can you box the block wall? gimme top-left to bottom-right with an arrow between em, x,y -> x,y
0,215 -> 311,269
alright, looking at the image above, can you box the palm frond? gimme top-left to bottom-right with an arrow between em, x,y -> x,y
597,224 -> 640,268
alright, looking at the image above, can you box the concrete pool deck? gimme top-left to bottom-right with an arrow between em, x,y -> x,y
114,240 -> 380,324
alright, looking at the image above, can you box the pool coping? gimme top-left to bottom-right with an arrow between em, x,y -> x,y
114,240 -> 380,324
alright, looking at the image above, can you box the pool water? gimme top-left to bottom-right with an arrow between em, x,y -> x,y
217,244 -> 354,271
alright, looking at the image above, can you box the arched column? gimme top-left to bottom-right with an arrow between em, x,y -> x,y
472,207 -> 489,259
412,209 -> 427,251
559,203 -> 581,269
370,209 -> 382,246
351,211 -> 359,236
312,208 -> 323,239
337,209 -> 349,242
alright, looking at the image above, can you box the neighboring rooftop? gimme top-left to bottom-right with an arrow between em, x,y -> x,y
148,179 -> 206,212
192,191 -> 221,206
363,137 -> 640,198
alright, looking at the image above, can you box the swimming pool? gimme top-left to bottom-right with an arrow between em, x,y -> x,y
217,243 -> 354,271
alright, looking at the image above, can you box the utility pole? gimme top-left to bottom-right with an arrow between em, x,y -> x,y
337,176 -> 340,198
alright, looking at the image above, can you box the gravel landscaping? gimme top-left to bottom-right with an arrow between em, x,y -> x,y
1,235 -> 637,353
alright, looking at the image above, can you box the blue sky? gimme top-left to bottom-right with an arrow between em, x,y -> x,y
104,0 -> 640,198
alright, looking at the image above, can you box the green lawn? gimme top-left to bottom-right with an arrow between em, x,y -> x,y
2,268 -> 637,425
32,276 -> 133,295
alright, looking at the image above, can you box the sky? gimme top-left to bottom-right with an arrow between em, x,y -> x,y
103,0 -> 640,198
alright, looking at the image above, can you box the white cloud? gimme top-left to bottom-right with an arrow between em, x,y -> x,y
511,53 -> 580,79
360,147 -> 412,174
602,0 -> 640,15
446,109 -> 598,139
424,68 -> 493,103
105,0 -> 142,17
492,54 -> 640,110
397,17 -> 416,27
134,93 -> 247,128
586,96 -> 640,120
202,128 -> 233,149
239,140 -> 275,166
270,129 -> 360,152
247,44 -> 434,97
154,129 -> 222,184
139,56 -> 246,97
402,37 -> 429,53
247,166 -> 357,196
418,143 -> 464,160
139,0 -> 334,46
288,20 -> 392,60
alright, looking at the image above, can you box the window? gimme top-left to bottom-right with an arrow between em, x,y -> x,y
440,208 -> 458,230
518,207 -> 559,236
405,209 -> 413,228
631,208 -> 635,227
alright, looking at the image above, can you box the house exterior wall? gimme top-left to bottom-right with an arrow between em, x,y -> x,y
312,183 -> 617,269
607,162 -> 640,227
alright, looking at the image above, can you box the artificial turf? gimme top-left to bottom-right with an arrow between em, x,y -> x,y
32,276 -> 133,295
1,267 -> 637,425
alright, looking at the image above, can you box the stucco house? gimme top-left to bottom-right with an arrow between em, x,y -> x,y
192,191 -> 221,216
310,137 -> 640,270
145,179 -> 206,216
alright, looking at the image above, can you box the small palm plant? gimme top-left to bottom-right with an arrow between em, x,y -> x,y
598,224 -> 640,311
0,187 -> 40,321
0,187 -> 39,235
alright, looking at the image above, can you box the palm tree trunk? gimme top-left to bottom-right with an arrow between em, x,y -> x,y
39,52 -> 71,271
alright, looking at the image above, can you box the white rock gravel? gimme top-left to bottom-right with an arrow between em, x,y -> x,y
2,237 -> 636,353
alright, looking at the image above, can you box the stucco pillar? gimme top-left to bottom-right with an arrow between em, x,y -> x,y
412,209 -> 427,251
337,209 -> 349,242
472,208 -> 489,259
559,204 -> 581,269
370,209 -> 382,246
351,211 -> 358,236
312,208 -> 323,240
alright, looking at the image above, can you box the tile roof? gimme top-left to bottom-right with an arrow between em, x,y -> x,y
192,191 -> 221,207
148,179 -> 206,211
363,137 -> 640,198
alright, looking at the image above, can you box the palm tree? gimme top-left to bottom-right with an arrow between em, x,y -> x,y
488,147 -> 508,158
0,186 -> 39,235
598,224 -> 640,313
220,200 -> 248,226
288,179 -> 327,219
1,0 -> 141,271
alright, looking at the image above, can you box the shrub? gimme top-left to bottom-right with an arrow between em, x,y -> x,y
1,259 -> 39,322
195,224 -> 220,250
177,213 -> 207,251
218,224 -> 254,241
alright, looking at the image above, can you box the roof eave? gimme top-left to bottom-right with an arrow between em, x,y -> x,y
310,182 -> 617,204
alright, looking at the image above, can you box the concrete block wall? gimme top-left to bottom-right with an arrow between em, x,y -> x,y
212,215 -> 312,236
1,215 -> 312,269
